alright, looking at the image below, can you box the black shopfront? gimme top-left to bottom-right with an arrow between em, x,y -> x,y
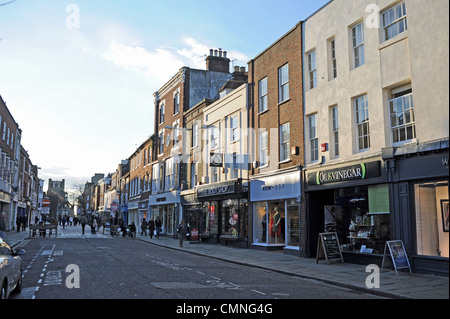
383,140 -> 449,276
305,159 -> 390,265
195,178 -> 248,248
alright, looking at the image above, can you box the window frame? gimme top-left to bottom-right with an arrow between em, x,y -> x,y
259,77 -> 268,113
308,114 -> 319,163
354,94 -> 370,151
351,22 -> 365,69
279,122 -> 290,162
278,64 -> 289,103
381,1 -> 407,42
307,50 -> 317,89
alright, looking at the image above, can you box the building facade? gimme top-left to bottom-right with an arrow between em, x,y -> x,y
302,0 -> 449,274
247,22 -> 304,255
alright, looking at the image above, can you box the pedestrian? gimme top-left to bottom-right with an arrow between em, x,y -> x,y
16,216 -> 21,232
129,222 -> 136,238
62,215 -> 67,229
148,218 -> 155,239
0,212 -> 7,240
69,216 -> 73,226
92,217 -> 97,234
177,219 -> 187,247
155,217 -> 162,239
140,218 -> 148,236
80,215 -> 87,234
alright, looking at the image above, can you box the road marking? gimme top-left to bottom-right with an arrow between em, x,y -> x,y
252,289 -> 266,295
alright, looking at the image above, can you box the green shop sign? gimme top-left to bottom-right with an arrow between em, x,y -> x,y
308,161 -> 381,186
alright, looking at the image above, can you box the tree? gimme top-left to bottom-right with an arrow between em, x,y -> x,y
72,182 -> 91,216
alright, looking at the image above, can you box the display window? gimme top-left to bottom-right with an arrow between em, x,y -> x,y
253,200 -> 299,247
414,181 -> 449,258
203,201 -> 219,237
334,185 -> 391,254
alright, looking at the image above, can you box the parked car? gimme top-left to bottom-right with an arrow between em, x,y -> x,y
0,238 -> 26,299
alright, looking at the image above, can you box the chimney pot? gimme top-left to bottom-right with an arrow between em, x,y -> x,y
240,66 -> 246,72
223,51 -> 227,58
234,66 -> 240,72
214,49 -> 218,57
209,49 -> 213,56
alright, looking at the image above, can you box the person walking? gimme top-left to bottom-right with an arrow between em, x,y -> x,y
80,215 -> 87,235
177,219 -> 187,247
148,218 -> 155,239
155,217 -> 162,239
62,215 -> 67,229
140,218 -> 148,236
0,212 -> 7,240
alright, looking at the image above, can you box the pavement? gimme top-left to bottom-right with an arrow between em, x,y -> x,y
3,225 -> 448,299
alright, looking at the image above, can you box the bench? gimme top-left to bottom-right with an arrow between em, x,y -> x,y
30,224 -> 58,237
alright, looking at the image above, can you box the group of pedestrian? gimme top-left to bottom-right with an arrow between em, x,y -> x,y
16,215 -> 28,232
140,217 -> 162,239
78,214 -> 101,235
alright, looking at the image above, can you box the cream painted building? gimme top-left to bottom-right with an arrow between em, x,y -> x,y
302,0 -> 449,274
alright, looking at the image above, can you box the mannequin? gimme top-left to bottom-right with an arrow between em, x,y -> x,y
261,206 -> 267,242
272,207 -> 281,243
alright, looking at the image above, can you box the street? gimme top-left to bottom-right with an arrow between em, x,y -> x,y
12,226 -> 382,300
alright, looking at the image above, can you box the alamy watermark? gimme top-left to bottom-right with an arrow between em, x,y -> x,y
365,264 -> 380,289
65,264 -> 80,289
65,4 -> 80,29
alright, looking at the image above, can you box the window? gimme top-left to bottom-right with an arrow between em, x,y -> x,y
354,94 -> 370,151
152,164 -> 158,193
158,132 -> 164,154
174,91 -> 180,114
331,106 -> 339,158
308,114 -> 318,162
280,122 -> 290,162
210,125 -> 219,149
190,162 -> 197,188
259,131 -> 269,167
352,22 -> 365,68
211,166 -> 219,183
389,86 -> 415,144
382,1 -> 407,42
307,50 -> 317,89
159,102 -> 165,124
232,153 -> 239,179
259,78 -> 268,112
2,122 -> 5,140
230,115 -> 239,142
165,158 -> 173,191
192,123 -> 198,148
278,64 -> 289,102
173,123 -> 179,148
329,38 -> 337,79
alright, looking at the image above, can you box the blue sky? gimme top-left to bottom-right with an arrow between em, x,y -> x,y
0,0 -> 328,191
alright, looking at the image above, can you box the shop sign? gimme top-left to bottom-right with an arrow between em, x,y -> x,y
197,180 -> 238,198
308,161 -> 381,186
250,171 -> 300,202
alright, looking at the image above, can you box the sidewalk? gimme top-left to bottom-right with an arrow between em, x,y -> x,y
4,226 -> 448,299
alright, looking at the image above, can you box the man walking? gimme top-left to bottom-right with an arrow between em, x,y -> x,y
0,212 -> 7,240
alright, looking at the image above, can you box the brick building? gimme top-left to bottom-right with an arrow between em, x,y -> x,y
247,22 -> 304,255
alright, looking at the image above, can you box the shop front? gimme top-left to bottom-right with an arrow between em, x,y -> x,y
305,160 -> 389,264
383,140 -> 449,276
250,167 -> 301,255
196,179 -> 248,248
180,189 -> 202,242
148,190 -> 180,238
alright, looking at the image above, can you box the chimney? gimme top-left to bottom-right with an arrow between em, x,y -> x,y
206,48 -> 230,73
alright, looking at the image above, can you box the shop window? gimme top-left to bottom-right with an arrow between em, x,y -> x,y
414,182 -> 449,258
334,185 -> 390,254
286,200 -> 299,247
253,202 -> 268,244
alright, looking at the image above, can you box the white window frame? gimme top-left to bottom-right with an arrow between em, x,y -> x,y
389,87 -> 415,145
308,114 -> 319,163
352,22 -> 365,69
280,122 -> 290,162
192,123 -> 198,148
230,115 -> 239,142
329,37 -> 337,79
354,94 -> 370,151
307,50 -> 317,89
331,105 -> 339,158
173,90 -> 180,115
259,77 -> 268,112
159,102 -> 165,124
259,131 -> 269,167
165,157 -> 173,191
278,64 -> 289,102
382,1 -> 407,42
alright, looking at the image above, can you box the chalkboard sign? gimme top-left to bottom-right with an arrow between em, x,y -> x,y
381,240 -> 412,275
316,232 -> 344,264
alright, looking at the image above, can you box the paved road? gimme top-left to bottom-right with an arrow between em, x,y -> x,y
13,237 -> 382,300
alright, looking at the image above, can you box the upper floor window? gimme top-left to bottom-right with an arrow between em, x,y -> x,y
259,131 -> 268,167
382,1 -> 407,42
329,38 -> 337,80
159,102 -> 165,124
307,50 -> 317,89
280,122 -> 290,162
210,125 -> 219,150
308,114 -> 319,162
352,22 -> 365,68
259,77 -> 268,112
278,64 -> 289,102
354,94 -> 370,151
389,85 -> 415,145
330,105 -> 339,158
230,115 -> 239,142
174,91 -> 180,114
192,123 -> 198,148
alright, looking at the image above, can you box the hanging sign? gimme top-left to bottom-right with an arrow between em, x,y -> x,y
381,240 -> 412,275
316,232 -> 344,264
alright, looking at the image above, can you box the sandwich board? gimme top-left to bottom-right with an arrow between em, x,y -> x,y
381,240 -> 412,275
316,232 -> 344,264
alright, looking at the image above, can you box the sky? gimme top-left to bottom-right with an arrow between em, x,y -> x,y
0,0 -> 329,192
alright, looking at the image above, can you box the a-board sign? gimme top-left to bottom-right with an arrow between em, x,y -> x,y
316,232 -> 344,264
381,240 -> 412,275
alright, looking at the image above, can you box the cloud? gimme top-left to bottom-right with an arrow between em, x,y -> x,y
100,36 -> 250,83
